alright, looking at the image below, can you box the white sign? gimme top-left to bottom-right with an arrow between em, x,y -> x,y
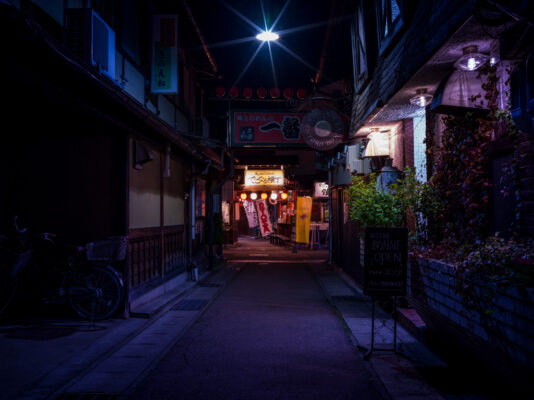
244,170 -> 284,186
243,200 -> 258,228
255,200 -> 273,236
151,15 -> 178,94
314,182 -> 329,198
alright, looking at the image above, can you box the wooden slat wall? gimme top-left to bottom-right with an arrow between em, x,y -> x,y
128,225 -> 186,288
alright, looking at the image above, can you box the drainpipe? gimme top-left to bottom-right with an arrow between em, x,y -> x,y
328,158 -> 333,265
208,149 -> 234,269
188,166 -> 196,278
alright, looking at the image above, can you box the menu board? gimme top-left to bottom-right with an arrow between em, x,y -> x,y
363,227 -> 407,296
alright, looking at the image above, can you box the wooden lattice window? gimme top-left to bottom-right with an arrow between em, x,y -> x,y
376,0 -> 404,52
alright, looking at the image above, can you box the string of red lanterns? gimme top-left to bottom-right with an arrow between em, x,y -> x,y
214,86 -> 308,100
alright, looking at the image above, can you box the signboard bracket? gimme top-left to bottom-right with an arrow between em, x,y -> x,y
363,295 -> 399,360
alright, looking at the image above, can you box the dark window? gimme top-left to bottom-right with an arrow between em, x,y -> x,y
121,0 -> 143,66
352,4 -> 368,89
376,0 -> 403,52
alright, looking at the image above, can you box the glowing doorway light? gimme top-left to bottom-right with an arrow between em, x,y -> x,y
256,31 -> 279,42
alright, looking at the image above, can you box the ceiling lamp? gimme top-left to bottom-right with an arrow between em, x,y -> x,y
260,192 -> 268,200
256,30 -> 279,42
250,192 -> 258,200
409,88 -> 433,107
454,46 -> 488,71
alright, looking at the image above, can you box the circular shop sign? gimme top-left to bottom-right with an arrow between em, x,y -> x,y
302,108 -> 344,151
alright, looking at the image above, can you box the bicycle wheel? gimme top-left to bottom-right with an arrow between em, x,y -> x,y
67,266 -> 124,321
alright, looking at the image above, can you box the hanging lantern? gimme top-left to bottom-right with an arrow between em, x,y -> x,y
283,87 -> 294,99
260,192 -> 268,200
270,88 -> 280,98
240,193 -> 247,201
215,86 -> 226,97
229,87 -> 239,98
280,192 -> 288,200
243,87 -> 253,99
250,192 -> 258,200
257,87 -> 267,99
296,88 -> 307,99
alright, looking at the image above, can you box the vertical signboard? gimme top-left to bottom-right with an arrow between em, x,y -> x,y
255,199 -> 273,236
243,200 -> 258,228
295,196 -> 312,244
363,227 -> 407,296
151,15 -> 178,94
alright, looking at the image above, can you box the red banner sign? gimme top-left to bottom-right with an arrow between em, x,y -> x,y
232,111 -> 307,146
255,199 -> 273,236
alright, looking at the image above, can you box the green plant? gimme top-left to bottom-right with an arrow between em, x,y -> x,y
390,167 -> 443,244
346,174 -> 402,230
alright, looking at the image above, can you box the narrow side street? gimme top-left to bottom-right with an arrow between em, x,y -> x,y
127,257 -> 386,399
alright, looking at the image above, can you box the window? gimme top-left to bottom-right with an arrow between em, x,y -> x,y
352,4 -> 368,89
195,180 -> 206,217
376,0 -> 404,52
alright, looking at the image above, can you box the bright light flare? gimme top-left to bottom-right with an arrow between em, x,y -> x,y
256,31 -> 279,42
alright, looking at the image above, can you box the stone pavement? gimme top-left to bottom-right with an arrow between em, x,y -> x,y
0,236 -> 499,399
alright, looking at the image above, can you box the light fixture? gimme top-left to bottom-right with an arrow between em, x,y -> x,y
260,192 -> 268,200
409,88 -> 433,107
250,192 -> 258,200
270,192 -> 278,200
280,192 -> 288,200
454,46 -> 488,71
240,193 -> 247,201
256,30 -> 279,42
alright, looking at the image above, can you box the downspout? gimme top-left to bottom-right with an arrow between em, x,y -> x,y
328,158 -> 333,265
208,149 -> 234,269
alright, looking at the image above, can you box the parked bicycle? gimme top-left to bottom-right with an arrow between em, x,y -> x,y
0,217 -> 125,321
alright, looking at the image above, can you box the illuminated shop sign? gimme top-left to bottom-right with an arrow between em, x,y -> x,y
244,170 -> 284,186
232,111 -> 307,146
314,182 -> 329,198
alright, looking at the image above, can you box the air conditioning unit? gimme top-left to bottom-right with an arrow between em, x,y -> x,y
346,144 -> 365,173
65,8 -> 116,83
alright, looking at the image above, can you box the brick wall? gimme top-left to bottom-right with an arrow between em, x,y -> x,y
408,257 -> 534,377
403,119 -> 414,168
517,132 -> 534,236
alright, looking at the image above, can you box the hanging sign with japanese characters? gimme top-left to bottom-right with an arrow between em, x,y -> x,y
295,196 -> 312,244
151,15 -> 178,94
244,170 -> 284,187
255,199 -> 273,236
231,111 -> 307,147
363,227 -> 408,296
314,182 -> 329,198
243,200 -> 259,228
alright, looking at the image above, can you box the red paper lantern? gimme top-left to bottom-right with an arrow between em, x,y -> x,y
257,87 -> 267,99
215,86 -> 226,97
229,87 -> 239,98
243,87 -> 253,99
270,88 -> 280,98
296,88 -> 307,99
283,87 -> 294,99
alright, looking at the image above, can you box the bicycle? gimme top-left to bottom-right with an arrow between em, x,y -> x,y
0,217 -> 125,322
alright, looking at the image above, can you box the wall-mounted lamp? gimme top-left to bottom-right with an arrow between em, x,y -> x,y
409,88 -> 433,107
454,46 -> 488,71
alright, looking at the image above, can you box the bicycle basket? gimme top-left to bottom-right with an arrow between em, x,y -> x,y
86,236 -> 128,261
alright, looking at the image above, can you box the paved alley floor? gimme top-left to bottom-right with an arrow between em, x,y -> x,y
127,245 -> 387,399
